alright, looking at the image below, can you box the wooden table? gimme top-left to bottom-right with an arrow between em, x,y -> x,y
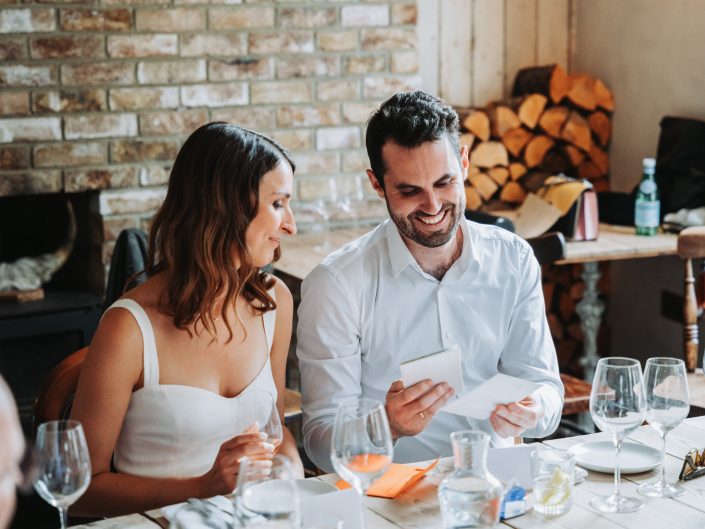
82,416 -> 705,528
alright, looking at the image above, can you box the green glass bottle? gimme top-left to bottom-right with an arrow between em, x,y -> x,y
635,157 -> 660,236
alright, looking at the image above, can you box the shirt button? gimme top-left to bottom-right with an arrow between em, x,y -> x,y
446,331 -> 453,339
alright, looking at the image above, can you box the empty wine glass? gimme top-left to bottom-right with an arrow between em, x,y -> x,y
34,420 -> 91,529
238,389 -> 283,449
589,357 -> 646,513
638,357 -> 690,498
330,398 -> 393,528
234,454 -> 298,527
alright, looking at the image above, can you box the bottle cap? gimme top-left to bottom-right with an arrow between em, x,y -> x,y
643,157 -> 656,170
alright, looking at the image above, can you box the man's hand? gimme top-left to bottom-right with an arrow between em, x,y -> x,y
489,395 -> 544,438
385,379 -> 454,439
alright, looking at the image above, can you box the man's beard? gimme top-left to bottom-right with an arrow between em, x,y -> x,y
388,202 -> 463,248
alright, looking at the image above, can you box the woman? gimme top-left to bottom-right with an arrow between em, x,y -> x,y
71,122 -> 302,516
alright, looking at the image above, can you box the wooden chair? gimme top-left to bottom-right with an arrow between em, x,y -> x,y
677,226 -> 705,372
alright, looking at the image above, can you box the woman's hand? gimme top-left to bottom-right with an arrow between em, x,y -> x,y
198,424 -> 274,497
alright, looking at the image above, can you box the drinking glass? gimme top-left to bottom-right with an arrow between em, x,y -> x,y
530,448 -> 575,517
34,420 -> 91,529
300,512 -> 344,529
638,357 -> 690,498
234,454 -> 298,527
330,398 -> 393,528
589,357 -> 646,513
238,389 -> 283,449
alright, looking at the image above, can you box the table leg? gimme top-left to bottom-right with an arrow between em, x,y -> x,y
576,261 -> 604,383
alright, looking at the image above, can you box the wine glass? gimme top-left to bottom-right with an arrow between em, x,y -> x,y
234,454 -> 298,527
33,420 -> 91,529
238,389 -> 283,449
638,357 -> 690,498
330,398 -> 393,527
589,357 -> 646,513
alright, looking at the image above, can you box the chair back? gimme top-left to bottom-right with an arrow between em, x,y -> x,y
104,228 -> 149,311
32,347 -> 88,434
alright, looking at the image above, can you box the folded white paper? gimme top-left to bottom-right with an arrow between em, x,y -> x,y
487,444 -> 535,489
300,488 -> 364,529
441,373 -> 540,419
400,345 -> 465,395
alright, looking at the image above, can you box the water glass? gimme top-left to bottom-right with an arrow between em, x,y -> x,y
238,389 -> 283,448
531,449 -> 575,517
300,511 -> 344,529
234,455 -> 298,525
34,420 -> 91,529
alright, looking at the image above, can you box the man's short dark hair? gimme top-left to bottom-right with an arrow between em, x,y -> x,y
365,90 -> 461,188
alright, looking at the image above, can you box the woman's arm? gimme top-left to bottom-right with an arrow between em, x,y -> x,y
270,277 -> 305,477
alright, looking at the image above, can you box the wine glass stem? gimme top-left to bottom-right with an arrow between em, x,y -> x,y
659,431 -> 668,487
613,437 -> 623,498
357,486 -> 368,529
57,506 -> 68,529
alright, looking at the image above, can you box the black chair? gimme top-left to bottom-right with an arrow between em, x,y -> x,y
103,228 -> 148,311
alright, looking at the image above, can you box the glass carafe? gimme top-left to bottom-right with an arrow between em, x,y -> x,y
438,430 -> 504,529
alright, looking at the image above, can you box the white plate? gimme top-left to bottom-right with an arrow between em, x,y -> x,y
569,441 -> 661,474
294,479 -> 338,498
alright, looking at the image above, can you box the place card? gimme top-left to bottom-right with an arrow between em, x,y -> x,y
441,373 -> 540,419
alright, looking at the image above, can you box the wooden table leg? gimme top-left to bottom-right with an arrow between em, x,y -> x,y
576,261 -> 604,383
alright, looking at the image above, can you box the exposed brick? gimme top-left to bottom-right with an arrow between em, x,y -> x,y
249,32 -> 314,55
279,7 -> 336,29
62,62 -> 134,86
34,142 -> 107,167
99,187 -> 166,215
252,80 -> 311,104
0,8 -> 55,33
102,0 -> 169,6
180,33 -> 246,57
65,166 -> 139,192
110,138 -> 179,163
363,75 -> 420,99
0,145 -> 29,170
103,216 -> 138,242
268,129 -> 311,151
276,104 -> 339,128
277,56 -> 339,79
391,51 -> 418,73
33,89 -> 107,113
341,5 -> 389,27
30,35 -> 104,59
0,117 -> 60,142
0,64 -> 56,87
342,150 -> 369,172
65,113 -> 138,140
392,3 -> 417,25
342,101 -> 378,123
210,107 -> 275,131
0,91 -> 29,115
297,175 -> 342,201
109,87 -> 179,111
361,28 -> 416,50
181,82 -> 247,107
60,9 -> 131,32
316,126 -> 360,150
209,58 -> 272,81
293,152 -> 339,177
318,30 -> 357,52
136,8 -> 205,31
317,79 -> 359,102
0,37 -> 26,60
139,108 -> 207,136
344,54 -> 385,75
209,7 -> 274,30
138,59 -> 206,84
108,34 -> 177,58
0,171 -> 61,197
139,164 -> 170,186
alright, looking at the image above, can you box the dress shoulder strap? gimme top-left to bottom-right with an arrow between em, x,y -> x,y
263,288 -> 276,353
106,299 -> 160,386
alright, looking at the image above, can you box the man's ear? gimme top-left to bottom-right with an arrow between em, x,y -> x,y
459,144 -> 469,178
367,169 -> 386,199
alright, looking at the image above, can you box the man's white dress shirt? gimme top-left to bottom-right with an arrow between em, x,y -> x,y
297,219 -> 564,471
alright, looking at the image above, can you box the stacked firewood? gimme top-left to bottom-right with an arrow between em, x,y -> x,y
459,64 -> 614,211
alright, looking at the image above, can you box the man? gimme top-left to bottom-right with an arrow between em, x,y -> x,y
0,375 -> 25,529
297,90 -> 564,471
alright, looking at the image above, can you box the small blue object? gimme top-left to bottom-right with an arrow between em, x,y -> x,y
500,482 -> 527,520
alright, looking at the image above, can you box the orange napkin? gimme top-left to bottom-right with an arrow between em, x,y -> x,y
335,458 -> 439,498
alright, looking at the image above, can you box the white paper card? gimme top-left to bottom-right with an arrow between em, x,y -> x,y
399,345 -> 465,395
441,373 -> 540,419
487,444 -> 535,489
300,488 -> 364,529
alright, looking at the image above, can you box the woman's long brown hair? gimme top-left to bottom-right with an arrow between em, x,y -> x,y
147,122 -> 295,342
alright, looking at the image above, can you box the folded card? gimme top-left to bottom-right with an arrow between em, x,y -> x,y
400,345 -> 465,395
441,373 -> 540,419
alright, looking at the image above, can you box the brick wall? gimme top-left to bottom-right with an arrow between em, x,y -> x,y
0,1 -> 420,285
